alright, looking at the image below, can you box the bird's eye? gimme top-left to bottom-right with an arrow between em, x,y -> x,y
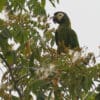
59,14 -> 62,16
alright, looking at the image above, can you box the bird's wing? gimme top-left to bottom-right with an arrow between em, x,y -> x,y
55,30 -> 58,45
65,29 -> 80,49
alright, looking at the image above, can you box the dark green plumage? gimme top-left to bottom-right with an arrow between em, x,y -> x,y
53,11 -> 79,53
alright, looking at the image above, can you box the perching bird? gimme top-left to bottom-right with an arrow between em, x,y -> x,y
53,11 -> 80,54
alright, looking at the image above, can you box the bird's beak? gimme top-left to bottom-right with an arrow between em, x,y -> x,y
49,16 -> 57,23
49,16 -> 54,19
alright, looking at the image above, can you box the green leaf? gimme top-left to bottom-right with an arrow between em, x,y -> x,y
95,93 -> 100,100
32,80 -> 46,92
37,92 -> 45,100
6,51 -> 16,65
57,0 -> 59,3
33,2 -> 46,15
41,0 -> 46,8
0,19 -> 4,29
82,76 -> 93,92
1,28 -> 11,38
49,0 -> 56,7
0,0 -> 6,11
50,36 -> 55,47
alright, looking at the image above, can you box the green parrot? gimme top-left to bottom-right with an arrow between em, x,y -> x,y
53,11 -> 80,54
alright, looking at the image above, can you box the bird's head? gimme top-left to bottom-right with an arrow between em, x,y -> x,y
53,11 -> 70,25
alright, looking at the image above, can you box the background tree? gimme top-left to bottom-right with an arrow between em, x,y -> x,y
0,0 -> 100,100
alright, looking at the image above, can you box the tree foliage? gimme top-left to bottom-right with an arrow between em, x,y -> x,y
0,0 -> 100,100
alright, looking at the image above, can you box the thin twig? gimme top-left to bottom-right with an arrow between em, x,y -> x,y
16,73 -> 29,83
0,54 -> 23,100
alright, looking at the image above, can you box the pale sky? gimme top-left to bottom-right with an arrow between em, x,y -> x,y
46,0 -> 100,58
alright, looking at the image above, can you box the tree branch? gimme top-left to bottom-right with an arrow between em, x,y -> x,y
0,53 -> 23,100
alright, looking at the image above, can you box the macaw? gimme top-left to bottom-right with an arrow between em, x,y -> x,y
53,11 -> 80,54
